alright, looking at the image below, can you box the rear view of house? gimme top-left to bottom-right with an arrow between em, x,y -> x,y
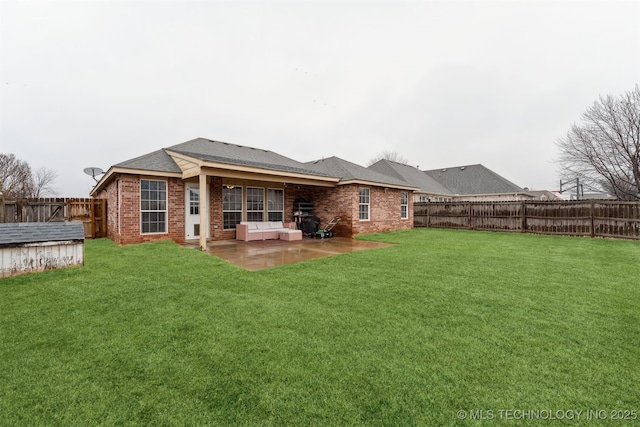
91,138 -> 418,248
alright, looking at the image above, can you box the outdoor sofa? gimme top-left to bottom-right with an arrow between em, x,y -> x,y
236,221 -> 302,241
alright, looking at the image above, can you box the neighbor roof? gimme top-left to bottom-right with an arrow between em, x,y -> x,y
306,157 -> 418,189
0,222 -> 85,246
368,159 -> 453,195
423,164 -> 524,195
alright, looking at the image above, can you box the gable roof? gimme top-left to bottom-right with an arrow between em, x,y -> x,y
166,138 -> 330,177
368,159 -> 452,195
423,164 -> 524,195
115,149 -> 182,173
92,138 -> 343,195
305,156 -> 418,190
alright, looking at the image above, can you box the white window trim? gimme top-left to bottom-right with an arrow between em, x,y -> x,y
222,185 -> 243,230
246,187 -> 265,222
140,179 -> 168,235
401,192 -> 409,220
267,187 -> 284,222
359,187 -> 370,221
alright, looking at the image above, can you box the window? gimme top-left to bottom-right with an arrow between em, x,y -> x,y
140,179 -> 167,234
267,188 -> 284,222
223,186 -> 243,229
401,192 -> 409,219
189,188 -> 199,215
359,187 -> 370,221
246,187 -> 264,222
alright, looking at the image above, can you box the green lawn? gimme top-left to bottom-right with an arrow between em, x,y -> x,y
1,229 -> 639,426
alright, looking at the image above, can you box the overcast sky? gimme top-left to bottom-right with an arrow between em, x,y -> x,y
1,0 -> 639,197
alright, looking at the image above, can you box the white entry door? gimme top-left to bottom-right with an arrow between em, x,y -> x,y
185,183 -> 208,240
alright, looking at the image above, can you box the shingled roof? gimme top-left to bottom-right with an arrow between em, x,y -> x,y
167,138 -> 333,177
0,222 -> 85,246
306,157 -> 417,189
113,138 -> 333,177
368,159 -> 453,195
423,164 -> 524,195
115,149 -> 182,173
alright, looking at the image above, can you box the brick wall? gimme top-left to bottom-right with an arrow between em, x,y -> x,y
102,175 -> 185,245
210,177 -> 237,240
100,179 -> 118,243
103,174 -> 413,245
288,184 -> 413,237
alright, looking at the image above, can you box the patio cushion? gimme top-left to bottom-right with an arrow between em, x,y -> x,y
278,229 -> 300,234
256,222 -> 272,230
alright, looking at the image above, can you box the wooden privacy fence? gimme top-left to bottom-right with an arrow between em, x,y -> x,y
0,197 -> 107,238
414,200 -> 640,240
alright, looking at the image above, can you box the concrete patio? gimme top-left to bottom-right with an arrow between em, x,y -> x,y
183,237 -> 392,271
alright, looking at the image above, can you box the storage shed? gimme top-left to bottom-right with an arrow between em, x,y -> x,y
0,222 -> 85,278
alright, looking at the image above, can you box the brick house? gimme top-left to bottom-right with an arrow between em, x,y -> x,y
90,138 -> 418,248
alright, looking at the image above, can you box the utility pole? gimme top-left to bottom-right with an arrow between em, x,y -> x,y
560,178 -> 584,200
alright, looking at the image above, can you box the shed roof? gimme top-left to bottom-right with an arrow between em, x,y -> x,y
0,222 -> 85,246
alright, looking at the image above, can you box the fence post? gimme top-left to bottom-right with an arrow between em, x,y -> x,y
521,200 -> 527,233
468,202 -> 473,230
91,198 -> 97,239
0,192 -> 4,223
590,200 -> 595,238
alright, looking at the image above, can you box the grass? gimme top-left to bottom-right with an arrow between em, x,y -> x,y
1,228 -> 639,426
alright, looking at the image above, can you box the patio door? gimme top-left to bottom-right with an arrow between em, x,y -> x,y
185,183 -> 209,240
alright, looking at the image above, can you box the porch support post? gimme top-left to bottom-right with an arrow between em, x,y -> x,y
199,173 -> 208,251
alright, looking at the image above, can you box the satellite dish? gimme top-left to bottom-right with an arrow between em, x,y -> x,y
84,167 -> 105,183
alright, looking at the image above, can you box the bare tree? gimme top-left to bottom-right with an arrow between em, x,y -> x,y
557,85 -> 640,200
31,167 -> 59,198
0,153 -> 33,198
367,150 -> 409,166
0,154 -> 58,199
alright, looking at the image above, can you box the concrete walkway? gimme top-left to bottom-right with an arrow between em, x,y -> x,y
183,237 -> 392,271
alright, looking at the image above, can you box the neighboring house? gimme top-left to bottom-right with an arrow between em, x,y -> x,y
90,138 -> 418,248
526,190 -> 563,201
368,160 -> 453,203
369,160 -> 531,202
569,192 -> 615,201
423,164 -> 532,202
